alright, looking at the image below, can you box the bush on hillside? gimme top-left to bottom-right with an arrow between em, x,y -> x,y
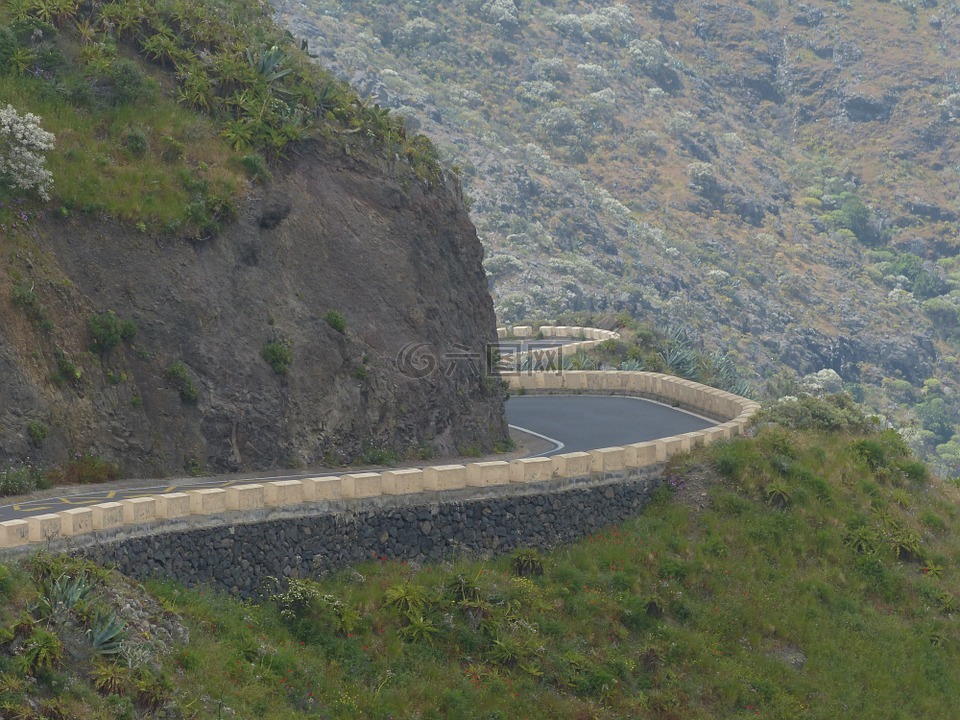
755,393 -> 878,433
0,104 -> 55,200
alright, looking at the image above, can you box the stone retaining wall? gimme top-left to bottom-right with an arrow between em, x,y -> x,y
79,470 -> 660,597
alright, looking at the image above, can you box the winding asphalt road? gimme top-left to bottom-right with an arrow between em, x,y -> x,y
506,394 -> 713,456
0,394 -> 712,521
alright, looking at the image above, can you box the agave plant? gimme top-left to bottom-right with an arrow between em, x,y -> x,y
91,661 -> 131,696
89,611 -> 126,656
19,627 -> 63,674
37,572 -> 94,616
398,615 -> 439,644
511,549 -> 544,577
246,45 -> 292,85
444,573 -> 482,603
383,582 -> 429,616
765,478 -> 791,508
844,524 -> 880,555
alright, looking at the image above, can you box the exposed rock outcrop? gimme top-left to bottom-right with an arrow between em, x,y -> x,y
0,143 -> 507,476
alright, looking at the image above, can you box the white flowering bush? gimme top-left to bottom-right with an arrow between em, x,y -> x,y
515,80 -> 560,106
480,0 -> 521,32
533,58 -> 569,83
393,18 -> 443,49
581,87 -> 617,119
577,63 -> 610,90
0,104 -> 55,201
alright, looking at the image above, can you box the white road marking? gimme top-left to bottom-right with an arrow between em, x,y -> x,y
508,424 -> 565,457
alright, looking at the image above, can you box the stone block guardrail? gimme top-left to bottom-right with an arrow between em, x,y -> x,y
497,324 -> 620,361
0,367 -> 759,553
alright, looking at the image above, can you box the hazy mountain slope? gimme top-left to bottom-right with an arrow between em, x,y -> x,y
274,0 -> 960,473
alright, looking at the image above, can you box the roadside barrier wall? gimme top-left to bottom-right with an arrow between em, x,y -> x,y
496,324 -> 621,364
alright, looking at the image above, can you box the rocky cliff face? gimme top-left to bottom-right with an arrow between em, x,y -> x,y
0,142 -> 507,477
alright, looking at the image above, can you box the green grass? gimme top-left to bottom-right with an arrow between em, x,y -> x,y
0,0 -> 444,240
2,413 -> 960,717
0,61 -> 243,237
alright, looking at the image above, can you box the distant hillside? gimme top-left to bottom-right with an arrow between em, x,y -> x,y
0,0 -> 507,476
273,0 -> 960,474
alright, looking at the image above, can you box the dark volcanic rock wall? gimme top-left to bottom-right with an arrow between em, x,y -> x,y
0,143 -> 507,476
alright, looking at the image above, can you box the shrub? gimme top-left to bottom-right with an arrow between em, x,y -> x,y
262,341 -> 292,374
325,310 -> 347,334
0,462 -> 50,496
0,104 -> 55,200
629,38 -> 680,89
52,348 -> 82,385
107,59 -> 156,105
56,453 -> 120,484
27,420 -> 48,445
393,18 -> 444,49
0,26 -> 19,74
273,580 -> 360,638
92,662 -> 132,696
711,438 -> 761,480
123,127 -> 149,157
164,361 -> 198,402
237,153 -> 271,181
11,282 -> 53,330
823,193 -> 879,245
359,446 -> 399,465
89,311 -> 136,353
756,394 -> 875,433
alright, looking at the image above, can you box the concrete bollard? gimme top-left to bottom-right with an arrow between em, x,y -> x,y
122,497 -> 157,524
381,469 -> 423,495
304,476 -> 343,501
659,436 -> 691,460
189,488 -> 227,515
466,461 -> 510,487
624,441 -> 658,467
28,514 -> 62,542
423,465 -> 467,491
226,484 -> 266,511
509,457 -> 553,483
91,502 -> 125,530
680,431 -> 706,449
552,451 -> 592,478
0,519 -> 29,548
156,493 -> 191,519
343,473 -> 382,498
590,447 -> 627,473
265,480 -> 306,507
59,507 -> 94,536
700,426 -> 729,445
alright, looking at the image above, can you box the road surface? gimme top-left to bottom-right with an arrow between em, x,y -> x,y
506,394 -> 712,456
0,394 -> 713,520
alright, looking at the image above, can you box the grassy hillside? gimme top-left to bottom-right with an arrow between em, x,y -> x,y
0,0 -> 442,241
2,399 -> 959,718
270,0 -> 960,475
